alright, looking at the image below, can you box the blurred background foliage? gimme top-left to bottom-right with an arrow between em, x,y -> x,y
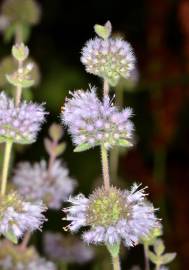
0,0 -> 189,269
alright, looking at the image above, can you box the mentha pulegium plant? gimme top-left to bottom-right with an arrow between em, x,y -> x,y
61,21 -> 165,270
12,123 -> 76,209
0,10 -> 47,247
0,239 -> 56,270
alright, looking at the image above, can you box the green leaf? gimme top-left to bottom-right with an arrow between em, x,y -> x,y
148,251 -> 160,264
117,139 -> 133,147
161,253 -> 176,265
94,21 -> 112,39
6,74 -> 34,88
74,143 -> 92,152
154,239 -> 165,256
12,43 -> 29,62
55,143 -> 66,156
3,231 -> 18,244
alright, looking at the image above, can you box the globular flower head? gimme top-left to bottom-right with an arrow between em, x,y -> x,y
62,88 -> 134,150
44,232 -> 94,264
81,26 -> 136,86
12,160 -> 76,209
0,191 -> 46,241
0,92 -> 46,144
0,240 -> 56,270
63,184 -> 159,247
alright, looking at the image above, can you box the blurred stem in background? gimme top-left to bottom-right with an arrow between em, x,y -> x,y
144,243 -> 150,270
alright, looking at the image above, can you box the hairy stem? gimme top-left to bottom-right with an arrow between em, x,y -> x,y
103,79 -> 109,96
101,145 -> 110,191
112,256 -> 121,270
1,141 -> 13,196
144,244 -> 150,270
15,60 -> 23,107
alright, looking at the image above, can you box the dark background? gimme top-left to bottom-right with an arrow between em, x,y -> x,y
0,0 -> 189,269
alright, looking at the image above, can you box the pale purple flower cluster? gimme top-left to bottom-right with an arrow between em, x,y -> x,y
0,92 -> 46,144
12,160 -> 76,209
0,192 -> 46,239
63,184 -> 158,247
44,232 -> 94,264
62,88 -> 134,149
81,37 -> 136,86
0,256 -> 56,270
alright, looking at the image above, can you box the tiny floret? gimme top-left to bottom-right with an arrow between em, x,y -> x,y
81,36 -> 136,86
12,160 -> 76,209
61,88 -> 134,150
63,184 -> 159,247
0,191 -> 47,240
0,92 -> 46,144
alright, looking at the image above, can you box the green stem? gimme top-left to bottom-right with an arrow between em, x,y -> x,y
1,141 -> 13,196
103,79 -> 109,96
144,244 -> 150,270
112,256 -> 121,270
110,147 -> 119,182
101,145 -> 110,191
156,264 -> 160,270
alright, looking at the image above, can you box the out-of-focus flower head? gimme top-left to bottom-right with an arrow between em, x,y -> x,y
0,191 -> 46,242
12,160 -> 76,209
0,92 -> 46,144
63,184 -> 159,247
81,21 -> 136,86
0,240 -> 56,270
1,0 -> 41,26
0,56 -> 40,88
44,232 -> 94,264
61,88 -> 134,151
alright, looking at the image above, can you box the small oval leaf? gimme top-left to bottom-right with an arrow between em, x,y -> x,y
74,143 -> 92,152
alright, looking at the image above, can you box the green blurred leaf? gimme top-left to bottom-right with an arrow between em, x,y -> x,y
117,139 -> 133,147
3,231 -> 18,244
74,143 -> 92,152
161,253 -> 176,265
154,239 -> 165,256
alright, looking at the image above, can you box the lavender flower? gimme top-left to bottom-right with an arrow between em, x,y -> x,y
0,92 -> 46,144
0,257 -> 56,270
0,240 -> 56,270
44,232 -> 94,264
81,37 -> 136,86
0,191 -> 46,240
62,88 -> 134,150
63,184 -> 159,247
12,160 -> 76,209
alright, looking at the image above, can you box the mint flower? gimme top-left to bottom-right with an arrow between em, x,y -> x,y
61,88 -> 134,150
81,37 -> 135,86
12,160 -> 76,209
0,92 -> 46,144
0,191 -> 46,240
63,184 -> 158,247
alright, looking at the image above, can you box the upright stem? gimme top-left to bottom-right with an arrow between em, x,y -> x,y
20,231 -> 31,250
144,244 -> 150,270
15,61 -> 23,107
103,79 -> 109,96
101,145 -> 110,191
112,256 -> 121,270
1,141 -> 13,196
156,264 -> 160,270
